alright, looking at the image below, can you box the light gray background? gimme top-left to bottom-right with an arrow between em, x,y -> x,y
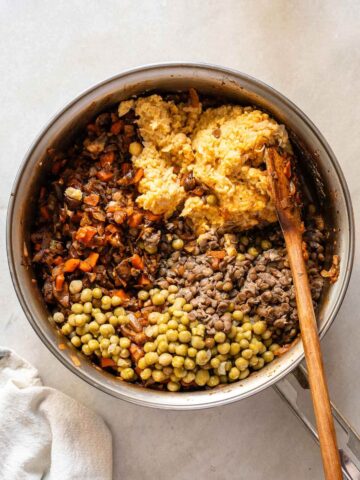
1,1 -> 359,479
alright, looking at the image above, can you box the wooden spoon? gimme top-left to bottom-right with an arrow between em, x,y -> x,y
265,147 -> 342,480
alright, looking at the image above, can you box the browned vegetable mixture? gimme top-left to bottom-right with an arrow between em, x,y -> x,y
30,91 -> 328,391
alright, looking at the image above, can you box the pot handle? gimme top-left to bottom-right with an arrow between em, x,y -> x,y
273,364 -> 360,480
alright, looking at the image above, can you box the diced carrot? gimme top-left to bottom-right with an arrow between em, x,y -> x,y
207,250 -> 226,259
100,151 -> 115,167
63,258 -> 80,272
71,212 -> 83,223
85,252 -> 99,268
40,206 -> 50,220
138,274 -> 151,286
110,120 -> 124,135
87,123 -> 97,133
51,161 -> 63,175
84,193 -> 100,206
53,256 -> 63,266
130,254 -> 144,270
123,124 -> 134,137
39,187 -> 46,201
96,170 -> 113,182
130,344 -> 144,363
128,212 -> 143,228
133,168 -> 144,184
55,273 -> 65,291
79,261 -> 92,272
100,358 -> 116,368
145,212 -> 162,222
189,87 -> 200,107
284,160 -> 291,178
121,163 -> 132,175
75,226 -> 97,244
111,289 -> 129,300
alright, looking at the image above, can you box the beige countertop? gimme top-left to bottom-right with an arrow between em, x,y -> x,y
1,1 -> 359,478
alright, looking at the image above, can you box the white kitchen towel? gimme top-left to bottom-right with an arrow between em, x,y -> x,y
0,348 -> 112,480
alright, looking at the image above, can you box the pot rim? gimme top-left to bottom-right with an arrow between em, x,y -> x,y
6,62 -> 355,409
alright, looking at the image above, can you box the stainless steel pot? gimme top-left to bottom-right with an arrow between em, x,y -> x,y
6,63 -> 354,410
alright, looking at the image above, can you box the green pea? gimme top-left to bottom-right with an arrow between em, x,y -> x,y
71,336 -> 81,348
69,280 -> 83,294
247,247 -> 259,257
242,349 -> 253,360
99,324 -> 115,337
82,344 -> 92,356
217,343 -> 231,355
249,356 -> 259,367
168,285 -> 179,293
228,367 -> 240,381
187,347 -> 197,358
168,343 -> 176,354
166,329 -> 178,342
144,352 -> 158,366
196,350 -> 210,366
152,293 -> 166,306
214,332 -> 226,343
263,351 -> 274,363
71,303 -> 83,314
172,356 -> 185,368
80,288 -> 93,303
206,194 -> 218,206
121,368 -> 135,380
53,312 -> 65,323
182,372 -> 196,384
253,321 -> 267,335
269,343 -> 280,353
110,295 -> 121,307
145,244 -> 158,254
261,240 -> 272,250
211,357 -> 220,369
138,290 -> 149,301
88,339 -> 99,351
140,368 -> 152,380
230,343 -> 241,356
239,369 -> 250,379
240,236 -> 249,246
152,370 -> 166,382
172,238 -> 184,250
253,358 -> 265,370
191,336 -> 205,350
92,287 -> 103,299
119,337 -> 131,349
95,312 -> 106,325
168,319 -> 179,329
167,381 -> 180,392
184,357 -> 196,370
178,330 -> 191,343
232,310 -> 244,322
195,369 -> 210,386
175,344 -> 188,357
235,357 -> 249,371
158,353 -> 173,366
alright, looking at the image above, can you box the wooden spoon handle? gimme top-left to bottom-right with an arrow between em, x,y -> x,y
284,228 -> 342,480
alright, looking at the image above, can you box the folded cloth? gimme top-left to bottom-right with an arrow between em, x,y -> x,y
0,348 -> 112,480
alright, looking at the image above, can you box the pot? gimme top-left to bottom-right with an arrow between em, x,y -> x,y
6,63 -> 354,410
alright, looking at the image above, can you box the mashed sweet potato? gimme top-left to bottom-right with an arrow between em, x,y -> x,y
118,93 -> 293,233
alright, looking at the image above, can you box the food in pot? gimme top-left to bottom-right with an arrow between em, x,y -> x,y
124,92 -> 290,233
30,90 -> 328,391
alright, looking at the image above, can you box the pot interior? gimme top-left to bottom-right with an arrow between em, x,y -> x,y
7,65 -> 353,409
